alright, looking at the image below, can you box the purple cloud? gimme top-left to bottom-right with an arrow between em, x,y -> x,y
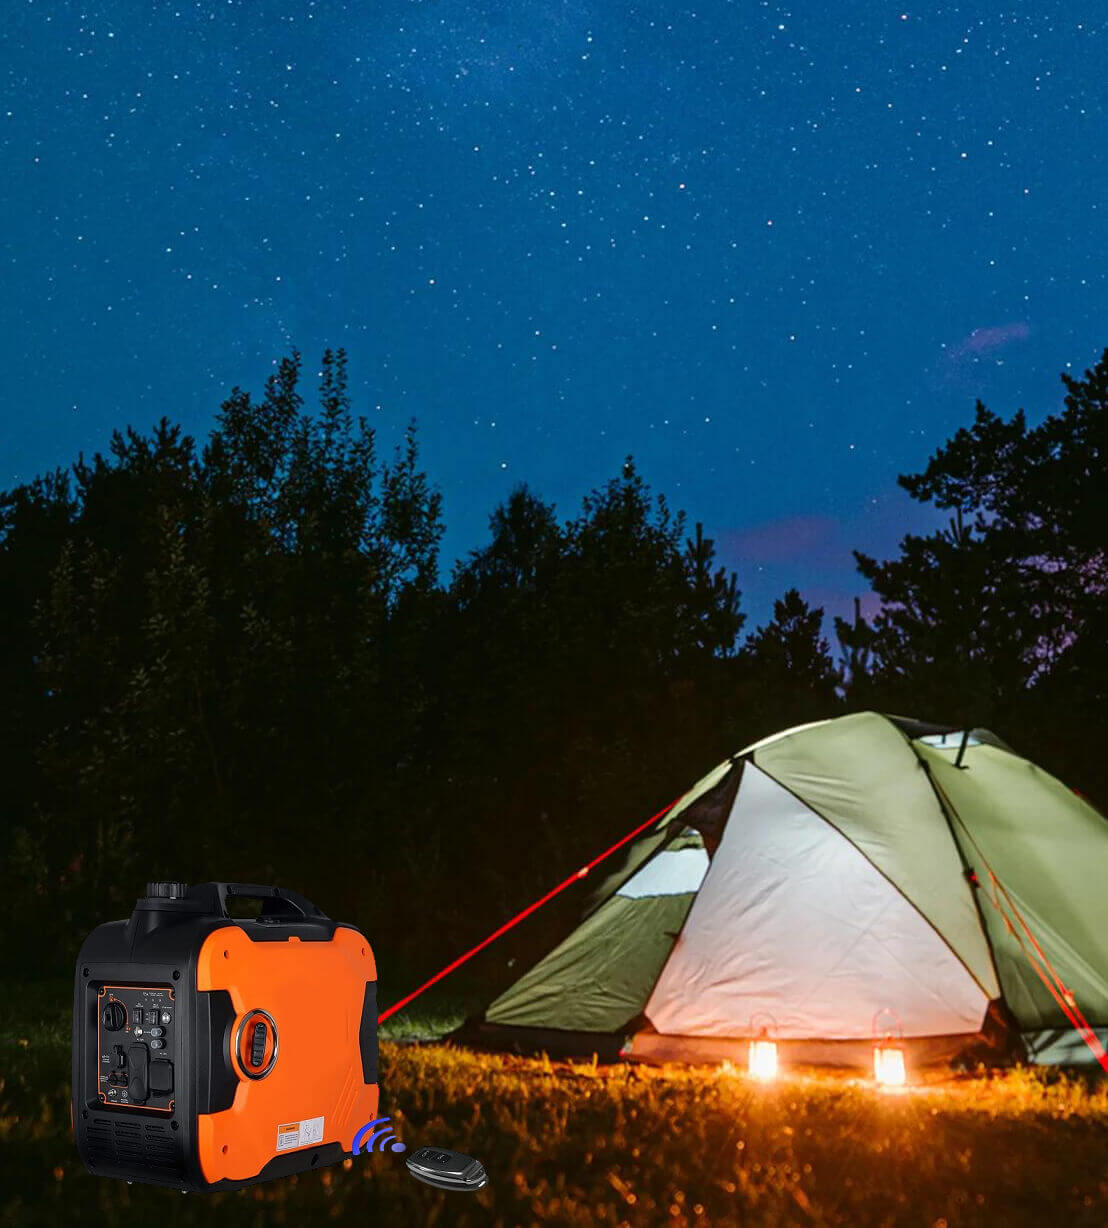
946,321 -> 1031,361
799,586 -> 883,623
720,514 -> 839,564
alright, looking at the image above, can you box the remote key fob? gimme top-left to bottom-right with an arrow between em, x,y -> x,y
406,1146 -> 488,1192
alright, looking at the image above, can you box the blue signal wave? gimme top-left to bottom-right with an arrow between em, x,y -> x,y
352,1117 -> 407,1154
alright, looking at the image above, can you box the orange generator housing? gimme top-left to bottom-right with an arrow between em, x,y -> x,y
72,882 -> 379,1190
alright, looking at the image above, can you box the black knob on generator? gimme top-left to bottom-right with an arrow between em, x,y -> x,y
145,881 -> 189,899
101,1002 -> 127,1031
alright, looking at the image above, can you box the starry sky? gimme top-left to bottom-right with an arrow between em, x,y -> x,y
3,2 -> 1105,628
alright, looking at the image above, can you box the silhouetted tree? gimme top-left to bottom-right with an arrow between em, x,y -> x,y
844,348 -> 1108,799
742,589 -> 839,730
851,510 -> 1031,724
0,353 -> 445,972
834,597 -> 876,699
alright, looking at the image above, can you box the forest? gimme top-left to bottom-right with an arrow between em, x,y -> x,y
2,346 -> 1105,989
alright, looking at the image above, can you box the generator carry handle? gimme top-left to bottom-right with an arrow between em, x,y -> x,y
191,882 -> 329,920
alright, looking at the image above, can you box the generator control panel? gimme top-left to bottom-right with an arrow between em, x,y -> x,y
96,984 -> 176,1112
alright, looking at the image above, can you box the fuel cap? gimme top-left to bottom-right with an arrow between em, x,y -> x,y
145,881 -> 189,898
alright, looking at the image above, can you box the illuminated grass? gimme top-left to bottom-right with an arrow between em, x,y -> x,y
4,982 -> 1107,1226
375,1044 -> 1108,1226
377,989 -> 482,1043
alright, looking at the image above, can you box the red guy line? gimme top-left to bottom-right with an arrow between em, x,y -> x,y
982,867 -> 1108,1073
929,766 -> 1108,1074
378,796 -> 682,1024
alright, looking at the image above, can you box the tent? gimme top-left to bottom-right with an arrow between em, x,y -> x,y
470,712 -> 1108,1069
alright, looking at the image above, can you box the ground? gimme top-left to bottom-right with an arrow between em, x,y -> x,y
3,980 -> 1108,1226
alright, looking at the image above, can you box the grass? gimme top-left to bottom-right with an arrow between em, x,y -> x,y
4,979 -> 1108,1226
378,987 -> 486,1044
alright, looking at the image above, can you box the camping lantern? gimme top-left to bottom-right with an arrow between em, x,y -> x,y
873,1045 -> 906,1086
748,1037 -> 777,1081
872,1008 -> 906,1087
747,1014 -> 778,1081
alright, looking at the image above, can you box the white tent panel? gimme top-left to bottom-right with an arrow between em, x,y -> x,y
645,764 -> 990,1040
617,847 -> 710,899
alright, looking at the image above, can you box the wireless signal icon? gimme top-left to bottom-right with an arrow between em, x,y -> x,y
352,1117 -> 406,1154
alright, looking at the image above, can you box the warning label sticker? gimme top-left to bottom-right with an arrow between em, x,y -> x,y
275,1115 -> 325,1152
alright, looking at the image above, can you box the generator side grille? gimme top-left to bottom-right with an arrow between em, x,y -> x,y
86,1115 -> 184,1178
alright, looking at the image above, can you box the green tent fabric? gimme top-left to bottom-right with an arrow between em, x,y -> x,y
919,742 -> 1108,1032
487,831 -> 707,1032
478,712 -> 1108,1069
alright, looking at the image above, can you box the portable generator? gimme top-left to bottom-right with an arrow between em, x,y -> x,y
72,881 -> 379,1191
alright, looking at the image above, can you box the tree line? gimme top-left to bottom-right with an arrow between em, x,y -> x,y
2,346 -> 1105,985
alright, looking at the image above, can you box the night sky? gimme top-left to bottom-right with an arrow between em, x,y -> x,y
3,2 -> 1105,627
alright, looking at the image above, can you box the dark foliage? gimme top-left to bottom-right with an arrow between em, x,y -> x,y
1,347 -> 1103,986
839,347 -> 1108,800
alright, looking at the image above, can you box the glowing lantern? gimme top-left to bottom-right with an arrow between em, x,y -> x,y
748,1037 -> 778,1081
873,1045 -> 906,1086
872,1007 -> 907,1087
747,1013 -> 779,1081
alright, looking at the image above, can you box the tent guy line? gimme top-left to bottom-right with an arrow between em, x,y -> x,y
376,795 -> 682,1025
928,768 -> 1108,1074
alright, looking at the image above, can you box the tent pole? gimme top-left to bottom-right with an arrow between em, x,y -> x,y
954,728 -> 970,769
918,757 -> 1004,1000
